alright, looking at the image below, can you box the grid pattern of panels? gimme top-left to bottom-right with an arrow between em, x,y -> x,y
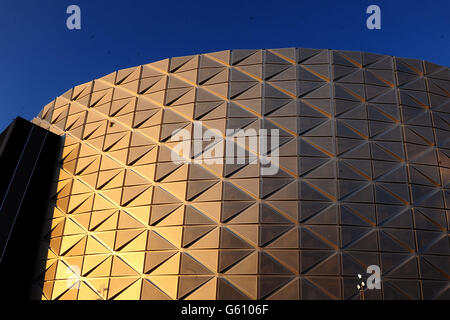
32,48 -> 450,300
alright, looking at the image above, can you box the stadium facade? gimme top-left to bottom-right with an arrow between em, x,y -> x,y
1,48 -> 449,300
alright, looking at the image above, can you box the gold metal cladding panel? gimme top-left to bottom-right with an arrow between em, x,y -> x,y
31,49 -> 450,300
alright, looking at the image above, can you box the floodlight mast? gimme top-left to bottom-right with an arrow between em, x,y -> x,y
357,274 -> 366,300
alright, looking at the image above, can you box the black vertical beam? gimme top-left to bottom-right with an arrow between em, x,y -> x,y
0,117 -> 61,299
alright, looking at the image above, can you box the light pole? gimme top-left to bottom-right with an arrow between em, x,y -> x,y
357,274 -> 366,300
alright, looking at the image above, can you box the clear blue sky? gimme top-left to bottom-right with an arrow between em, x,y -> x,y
0,0 -> 448,131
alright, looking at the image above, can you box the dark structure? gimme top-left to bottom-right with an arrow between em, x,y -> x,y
0,117 -> 61,299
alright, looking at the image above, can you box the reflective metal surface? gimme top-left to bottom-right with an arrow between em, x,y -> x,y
32,49 -> 450,299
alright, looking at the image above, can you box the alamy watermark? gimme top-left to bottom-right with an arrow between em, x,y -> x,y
66,5 -> 81,30
366,5 -> 381,30
64,264 -> 81,290
170,121 -> 280,175
358,265 -> 381,291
